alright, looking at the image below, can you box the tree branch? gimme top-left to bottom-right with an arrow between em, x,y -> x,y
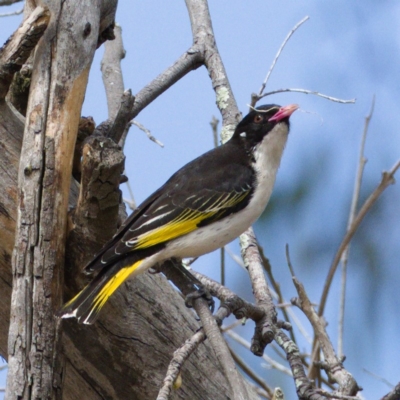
255,16 -> 309,103
160,260 -> 256,400
240,228 -> 277,356
381,382 -> 400,400
256,88 -> 355,104
318,159 -> 400,317
290,273 -> 358,395
338,96 -> 374,357
101,24 -> 125,120
0,6 -> 49,99
0,0 -> 22,5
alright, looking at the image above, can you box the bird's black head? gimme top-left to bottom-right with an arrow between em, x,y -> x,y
232,104 -> 298,147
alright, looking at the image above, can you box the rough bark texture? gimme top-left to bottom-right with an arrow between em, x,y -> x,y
0,100 -> 23,358
6,1 -> 116,398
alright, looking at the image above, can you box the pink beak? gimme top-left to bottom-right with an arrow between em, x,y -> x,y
268,104 -> 299,122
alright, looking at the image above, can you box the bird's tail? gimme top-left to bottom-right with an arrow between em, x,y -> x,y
57,259 -> 144,324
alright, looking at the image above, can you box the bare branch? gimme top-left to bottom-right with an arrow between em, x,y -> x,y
192,297 -> 251,399
363,368 -> 394,388
159,260 -> 255,400
240,228 -> 277,355
318,159 -> 400,317
259,245 -> 296,343
101,24 -> 125,120
229,346 -> 273,398
0,7 -> 22,17
0,5 -> 50,99
191,270 -> 264,321
274,330 -> 328,399
185,0 -> 240,142
289,273 -> 358,395
130,120 -> 164,147
256,88 -> 356,104
157,330 -> 206,400
338,96 -> 375,357
256,16 -> 309,100
105,89 -> 135,144
225,329 -> 292,376
381,382 -> 400,400
130,49 -> 203,120
0,0 -> 23,5
122,196 -> 136,211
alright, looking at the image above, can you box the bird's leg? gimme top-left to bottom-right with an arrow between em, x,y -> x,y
168,259 -> 215,313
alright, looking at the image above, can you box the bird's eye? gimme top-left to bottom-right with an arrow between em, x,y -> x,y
253,115 -> 263,123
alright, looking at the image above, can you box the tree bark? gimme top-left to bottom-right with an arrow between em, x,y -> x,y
6,1 -> 116,398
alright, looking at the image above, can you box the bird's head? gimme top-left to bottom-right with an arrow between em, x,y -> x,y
233,104 -> 298,147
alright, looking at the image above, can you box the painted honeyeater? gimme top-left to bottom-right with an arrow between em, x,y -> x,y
58,103 -> 298,324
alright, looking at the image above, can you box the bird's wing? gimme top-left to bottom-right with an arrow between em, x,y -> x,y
85,145 -> 254,273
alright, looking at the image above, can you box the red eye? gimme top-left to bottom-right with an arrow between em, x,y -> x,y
254,115 -> 263,123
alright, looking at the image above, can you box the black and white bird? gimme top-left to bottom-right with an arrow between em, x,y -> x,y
58,103 -> 298,324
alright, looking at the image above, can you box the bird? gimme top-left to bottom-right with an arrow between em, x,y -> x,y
58,103 -> 298,324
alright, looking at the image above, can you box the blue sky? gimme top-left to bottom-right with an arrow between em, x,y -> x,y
1,2 -> 400,399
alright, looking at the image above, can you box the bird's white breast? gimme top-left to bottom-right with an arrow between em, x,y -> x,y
164,122 -> 289,258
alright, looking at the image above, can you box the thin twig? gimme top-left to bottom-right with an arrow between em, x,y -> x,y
224,245 -> 245,268
130,120 -> 164,147
157,330 -> 206,400
259,245 -> 296,343
229,345 -> 273,398
338,96 -> 375,358
227,244 -> 312,343
240,228 -> 277,355
221,319 -> 243,332
122,197 -> 136,211
257,16 -> 309,99
0,7 -> 23,17
224,329 -> 292,376
289,275 -> 358,394
257,88 -> 356,104
210,115 -> 219,148
248,383 -> 270,400
363,368 -> 394,388
318,159 -> 400,317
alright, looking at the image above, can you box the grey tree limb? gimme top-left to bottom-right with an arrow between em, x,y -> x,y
0,6 -> 49,100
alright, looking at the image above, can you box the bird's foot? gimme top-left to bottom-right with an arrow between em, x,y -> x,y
185,286 -> 215,313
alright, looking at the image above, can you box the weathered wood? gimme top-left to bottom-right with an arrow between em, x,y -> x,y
0,100 -> 23,358
0,6 -> 50,100
66,134 -> 125,294
6,2 -> 109,398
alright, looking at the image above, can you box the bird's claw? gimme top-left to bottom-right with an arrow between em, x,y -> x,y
184,287 -> 215,313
